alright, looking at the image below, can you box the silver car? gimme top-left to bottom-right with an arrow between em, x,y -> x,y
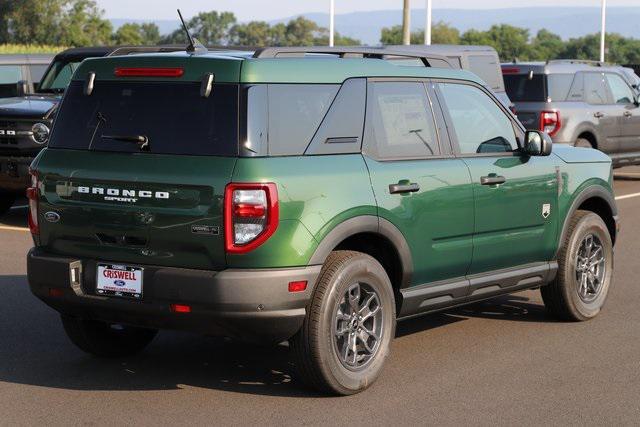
502,60 -> 640,168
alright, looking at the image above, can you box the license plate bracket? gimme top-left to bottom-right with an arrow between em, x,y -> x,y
96,264 -> 143,299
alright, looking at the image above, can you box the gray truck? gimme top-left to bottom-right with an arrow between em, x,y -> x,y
502,60 -> 640,167
0,54 -> 53,98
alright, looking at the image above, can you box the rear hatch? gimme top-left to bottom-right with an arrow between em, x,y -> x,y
503,71 -> 547,128
33,55 -> 242,270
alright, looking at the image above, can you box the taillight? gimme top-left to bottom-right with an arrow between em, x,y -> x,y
26,169 -> 39,236
540,111 -> 561,136
224,183 -> 278,254
502,67 -> 520,74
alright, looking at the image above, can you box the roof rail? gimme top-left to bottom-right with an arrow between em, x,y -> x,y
108,46 -> 187,57
253,46 -> 454,68
546,59 -> 610,67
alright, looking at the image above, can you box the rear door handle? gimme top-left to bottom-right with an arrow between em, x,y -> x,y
480,175 -> 506,186
594,112 -> 605,118
389,183 -> 420,194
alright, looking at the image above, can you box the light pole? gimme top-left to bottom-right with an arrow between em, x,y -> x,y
329,0 -> 335,47
599,0 -> 606,62
424,0 -> 432,45
402,0 -> 411,45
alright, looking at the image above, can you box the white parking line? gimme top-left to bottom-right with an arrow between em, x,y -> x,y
0,225 -> 29,232
616,192 -> 640,201
9,205 -> 28,210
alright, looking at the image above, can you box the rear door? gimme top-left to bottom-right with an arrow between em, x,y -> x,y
363,79 -> 474,289
434,80 -> 558,276
582,72 -> 621,152
36,71 -> 240,270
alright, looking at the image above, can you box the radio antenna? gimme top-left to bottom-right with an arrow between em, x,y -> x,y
177,9 -> 207,55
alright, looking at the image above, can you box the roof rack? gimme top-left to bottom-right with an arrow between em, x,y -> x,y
253,46 -> 454,68
546,59 -> 610,67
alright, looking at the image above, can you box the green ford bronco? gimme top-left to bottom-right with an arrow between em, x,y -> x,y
27,46 -> 619,395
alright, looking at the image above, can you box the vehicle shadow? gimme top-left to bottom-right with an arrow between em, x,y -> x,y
0,203 -> 28,228
0,274 -> 550,397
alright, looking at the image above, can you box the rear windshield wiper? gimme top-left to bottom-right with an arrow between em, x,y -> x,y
101,134 -> 150,151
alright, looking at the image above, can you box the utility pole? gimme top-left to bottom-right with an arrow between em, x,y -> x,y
329,0 -> 335,47
599,0 -> 607,62
424,0 -> 432,45
402,0 -> 411,45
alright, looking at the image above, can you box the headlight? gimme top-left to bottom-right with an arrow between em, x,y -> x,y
31,123 -> 50,144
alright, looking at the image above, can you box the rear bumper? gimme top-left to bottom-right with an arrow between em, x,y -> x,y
27,248 -> 321,343
0,155 -> 33,193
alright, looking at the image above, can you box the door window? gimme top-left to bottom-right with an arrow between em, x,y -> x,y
365,81 -> 440,159
605,73 -> 636,104
438,83 -> 518,154
583,73 -> 610,105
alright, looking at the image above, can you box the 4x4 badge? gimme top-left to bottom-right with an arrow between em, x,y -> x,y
542,204 -> 551,219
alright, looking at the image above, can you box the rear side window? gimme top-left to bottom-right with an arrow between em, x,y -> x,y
438,82 -> 517,154
605,73 -> 635,104
503,74 -> 546,102
547,74 -> 575,102
266,84 -> 338,156
467,55 -> 501,91
583,72 -> 610,105
29,65 -> 48,84
364,81 -> 440,159
49,80 -> 239,156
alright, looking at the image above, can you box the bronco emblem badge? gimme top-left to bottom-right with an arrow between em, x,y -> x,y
542,204 -> 551,219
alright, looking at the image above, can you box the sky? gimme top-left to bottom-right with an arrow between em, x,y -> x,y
96,0 -> 639,21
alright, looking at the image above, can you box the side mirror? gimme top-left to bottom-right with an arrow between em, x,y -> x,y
15,80 -> 29,97
525,130 -> 553,156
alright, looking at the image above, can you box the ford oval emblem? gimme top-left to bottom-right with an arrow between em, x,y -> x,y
44,211 -> 60,223
114,280 -> 126,287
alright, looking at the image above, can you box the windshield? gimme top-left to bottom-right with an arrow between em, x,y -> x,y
49,80 -> 239,156
38,60 -> 81,93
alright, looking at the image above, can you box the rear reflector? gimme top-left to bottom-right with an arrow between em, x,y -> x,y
288,281 -> 308,293
170,304 -> 192,313
49,288 -> 64,297
114,67 -> 185,78
26,169 -> 39,236
540,110 -> 561,136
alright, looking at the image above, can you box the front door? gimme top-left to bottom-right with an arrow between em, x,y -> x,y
604,72 -> 640,154
434,80 -> 559,276
363,80 -> 475,288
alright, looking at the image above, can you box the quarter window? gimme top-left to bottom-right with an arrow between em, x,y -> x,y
605,73 -> 635,104
583,73 -> 610,105
438,83 -> 518,154
365,81 -> 440,159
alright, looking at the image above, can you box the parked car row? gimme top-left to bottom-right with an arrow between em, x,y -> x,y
502,60 -> 640,168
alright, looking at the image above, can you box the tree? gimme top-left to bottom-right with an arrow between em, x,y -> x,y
229,21 -> 272,47
529,29 -> 564,61
4,0 -> 67,45
113,23 -> 143,45
283,16 -> 322,46
140,23 -> 161,45
161,11 -> 236,45
58,0 -> 112,46
380,22 -> 459,45
461,25 -> 530,61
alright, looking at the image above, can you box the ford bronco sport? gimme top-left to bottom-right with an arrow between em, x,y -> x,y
502,60 -> 640,168
27,46 -> 619,395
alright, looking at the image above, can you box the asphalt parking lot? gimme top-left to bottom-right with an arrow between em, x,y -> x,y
1,168 -> 640,426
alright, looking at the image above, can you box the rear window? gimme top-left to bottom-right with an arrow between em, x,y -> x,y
49,80 -> 238,156
503,74 -> 546,102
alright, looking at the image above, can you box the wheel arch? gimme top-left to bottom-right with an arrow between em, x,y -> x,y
557,186 -> 618,258
575,130 -> 598,149
308,216 -> 413,292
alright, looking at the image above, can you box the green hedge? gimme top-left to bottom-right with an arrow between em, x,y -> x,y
0,44 -> 65,54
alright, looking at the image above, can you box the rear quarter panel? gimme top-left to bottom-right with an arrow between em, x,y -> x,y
229,154 -> 377,268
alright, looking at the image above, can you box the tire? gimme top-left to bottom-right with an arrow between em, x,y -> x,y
541,210 -> 613,321
61,315 -> 158,358
574,138 -> 593,149
0,192 -> 16,216
292,250 -> 396,395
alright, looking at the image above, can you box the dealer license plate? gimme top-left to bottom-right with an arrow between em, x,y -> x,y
96,264 -> 143,299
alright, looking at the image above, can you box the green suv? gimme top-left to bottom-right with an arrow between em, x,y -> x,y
27,47 -> 619,395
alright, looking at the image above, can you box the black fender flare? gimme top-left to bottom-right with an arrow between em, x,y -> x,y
572,124 -> 600,148
556,185 -> 618,258
308,215 -> 413,288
